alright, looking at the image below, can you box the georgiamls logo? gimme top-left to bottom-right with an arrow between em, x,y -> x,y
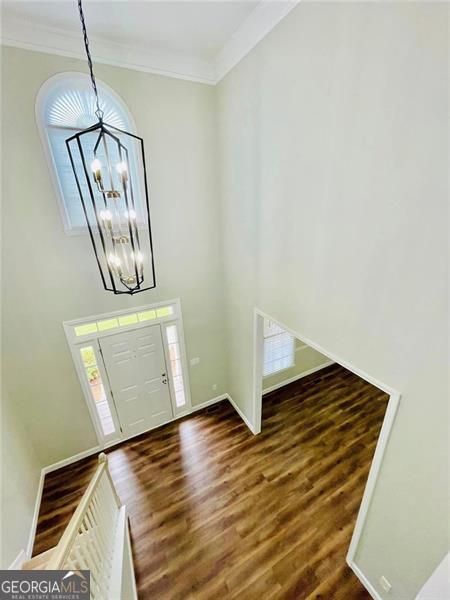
0,569 -> 90,599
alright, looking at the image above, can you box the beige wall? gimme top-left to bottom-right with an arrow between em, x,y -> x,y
1,46 -> 228,467
217,2 -> 448,598
1,1 -> 448,594
263,339 -> 330,393
1,385 -> 42,568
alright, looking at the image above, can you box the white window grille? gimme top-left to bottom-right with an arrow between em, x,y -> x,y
36,73 -> 143,232
263,319 -> 295,377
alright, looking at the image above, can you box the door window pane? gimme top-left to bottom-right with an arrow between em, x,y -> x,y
165,325 -> 186,408
80,346 -> 116,436
72,305 -> 175,337
75,322 -> 98,336
138,310 -> 156,322
97,318 -> 119,331
118,314 -> 138,326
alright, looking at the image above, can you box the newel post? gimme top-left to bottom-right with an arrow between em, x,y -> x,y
98,452 -> 122,508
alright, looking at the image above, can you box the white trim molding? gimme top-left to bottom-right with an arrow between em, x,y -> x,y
348,560 -> 383,600
0,16 -> 215,85
0,1 -> 300,86
252,307 -> 401,599
415,552 -> 450,600
189,393 -> 256,435
63,298 -> 192,448
228,395 -> 258,435
189,393 -> 256,434
8,549 -> 27,570
26,470 -> 46,559
43,446 -> 101,476
35,71 -> 139,235
190,393 -> 228,413
25,390 -> 249,557
262,360 -> 335,395
346,390 -> 401,564
26,447 -> 101,559
214,0 -> 299,82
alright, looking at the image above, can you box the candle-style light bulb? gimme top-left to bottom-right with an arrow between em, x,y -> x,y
124,208 -> 136,221
99,209 -> 113,231
108,253 -> 122,276
116,161 -> 128,183
91,158 -> 102,182
135,251 -> 144,275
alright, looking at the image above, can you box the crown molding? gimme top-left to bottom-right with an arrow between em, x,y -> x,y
0,16 -> 216,85
0,1 -> 300,87
213,0 -> 299,83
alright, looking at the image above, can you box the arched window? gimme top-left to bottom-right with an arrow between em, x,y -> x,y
36,72 -> 139,233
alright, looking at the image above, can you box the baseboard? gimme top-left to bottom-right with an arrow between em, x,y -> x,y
348,559 -> 382,600
190,393 -> 228,412
227,394 -> 257,435
26,469 -> 46,558
28,391 -> 250,561
8,548 -> 27,570
27,393 -> 231,557
124,510 -> 139,600
42,445 -> 101,475
415,552 -> 450,599
26,446 -> 101,558
263,361 -> 335,395
42,394 -> 229,476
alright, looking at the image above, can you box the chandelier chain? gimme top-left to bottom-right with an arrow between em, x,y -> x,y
77,0 -> 104,121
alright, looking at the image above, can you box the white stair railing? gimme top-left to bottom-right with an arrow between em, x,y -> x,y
46,453 -> 136,600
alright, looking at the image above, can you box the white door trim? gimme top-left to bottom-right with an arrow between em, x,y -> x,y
74,338 -> 122,445
98,323 -> 174,438
252,307 -> 401,597
63,298 -> 182,341
161,319 -> 192,418
63,298 -> 191,447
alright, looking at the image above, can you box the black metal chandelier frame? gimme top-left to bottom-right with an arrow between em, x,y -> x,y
66,0 -> 156,295
66,121 -> 156,294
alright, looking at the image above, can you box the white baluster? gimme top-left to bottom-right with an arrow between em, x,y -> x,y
45,454 -> 125,600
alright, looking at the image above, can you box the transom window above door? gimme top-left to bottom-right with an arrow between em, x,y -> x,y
36,73 -> 144,233
64,300 -> 191,446
72,305 -> 175,338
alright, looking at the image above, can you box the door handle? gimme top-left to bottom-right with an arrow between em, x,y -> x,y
162,378 -> 168,384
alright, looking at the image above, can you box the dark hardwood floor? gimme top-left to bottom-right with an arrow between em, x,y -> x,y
34,364 -> 388,599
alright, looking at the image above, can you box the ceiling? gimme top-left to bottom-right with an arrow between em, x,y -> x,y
2,1 -> 258,61
0,0 -> 298,84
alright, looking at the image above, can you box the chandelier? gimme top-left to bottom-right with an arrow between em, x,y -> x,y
66,0 -> 156,294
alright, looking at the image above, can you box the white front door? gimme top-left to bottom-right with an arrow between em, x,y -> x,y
99,324 -> 173,437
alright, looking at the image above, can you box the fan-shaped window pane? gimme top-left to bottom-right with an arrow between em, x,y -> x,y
46,89 -> 126,130
38,74 -> 141,232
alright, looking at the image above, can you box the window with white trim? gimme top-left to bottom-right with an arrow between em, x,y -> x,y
165,324 -> 187,409
79,346 -> 116,436
72,305 -> 174,337
36,73 -> 143,233
263,319 -> 295,377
